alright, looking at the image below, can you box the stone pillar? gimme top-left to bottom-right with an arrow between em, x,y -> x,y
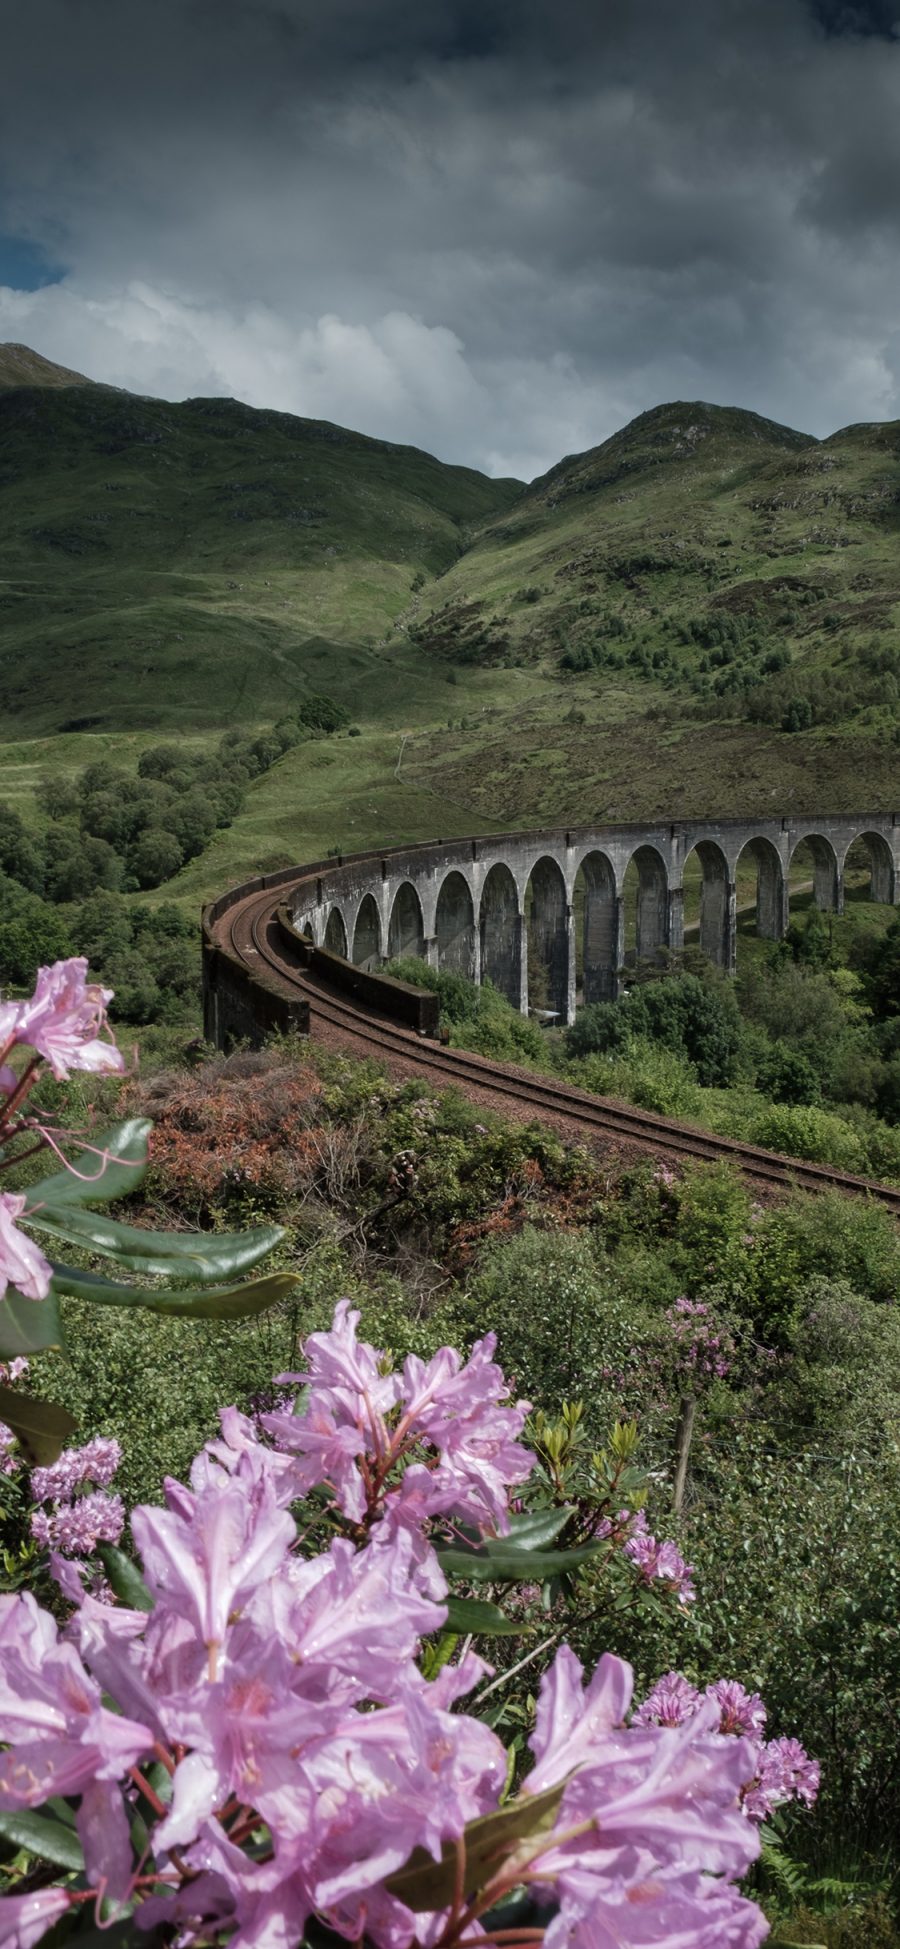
424,936 -> 439,970
611,896 -> 626,999
471,925 -> 482,987
564,906 -> 577,1026
835,868 -> 845,917
724,880 -> 738,974
516,912 -> 529,1016
667,886 -> 684,955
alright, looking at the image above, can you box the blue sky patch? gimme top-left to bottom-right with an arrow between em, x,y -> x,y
0,234 -> 66,291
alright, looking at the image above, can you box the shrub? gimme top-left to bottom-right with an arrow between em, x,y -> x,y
568,976 -> 740,1087
129,825 -> 185,888
575,1040 -> 705,1118
464,1225 -> 657,1432
745,1103 -> 868,1172
756,1040 -> 822,1106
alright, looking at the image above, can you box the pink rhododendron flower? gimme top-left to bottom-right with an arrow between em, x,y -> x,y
707,1679 -> 767,1738
4,959 -> 124,1079
634,1670 -> 703,1728
31,1435 -> 121,1503
263,1302 -> 532,1534
0,1592 -> 152,1806
0,1193 -> 51,1302
742,1736 -> 820,1823
31,1491 -> 125,1557
0,1314 -> 814,1949
0,1889 -> 70,1949
132,1467 -> 295,1660
624,1517 -> 696,1605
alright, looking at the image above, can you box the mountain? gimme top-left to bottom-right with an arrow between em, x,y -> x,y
0,343 -> 101,390
406,399 -> 900,746
0,370 -> 522,735
1,356 -> 898,822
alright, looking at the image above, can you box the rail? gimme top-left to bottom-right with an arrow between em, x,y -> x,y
202,866 -> 900,1213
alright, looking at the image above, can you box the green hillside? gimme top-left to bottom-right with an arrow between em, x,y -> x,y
0,361 -> 897,885
408,399 -> 900,715
0,370 -> 521,736
398,399 -> 900,824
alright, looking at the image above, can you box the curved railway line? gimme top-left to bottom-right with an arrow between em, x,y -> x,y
216,878 -> 900,1214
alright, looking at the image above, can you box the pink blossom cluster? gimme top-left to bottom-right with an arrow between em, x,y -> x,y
636,1672 -> 820,1822
259,1299 -> 534,1534
0,1192 -> 52,1305
31,1435 -> 122,1503
30,1437 -> 124,1560
666,1296 -> 734,1381
623,1508 -> 696,1605
0,1307 -> 790,1949
0,959 -> 126,1308
0,1481 -> 769,1947
0,958 -> 124,1083
31,1491 -> 125,1557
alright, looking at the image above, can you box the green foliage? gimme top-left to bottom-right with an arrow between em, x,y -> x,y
0,1117 -> 296,1461
384,959 -> 548,1064
463,1227 -> 656,1431
573,1040 -> 705,1118
756,1040 -> 822,1105
0,874 -> 73,985
745,1102 -> 868,1172
566,975 -> 740,1086
857,914 -> 900,1021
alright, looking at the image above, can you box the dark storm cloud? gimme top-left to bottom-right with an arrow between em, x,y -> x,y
1,0 -> 900,474
811,0 -> 900,37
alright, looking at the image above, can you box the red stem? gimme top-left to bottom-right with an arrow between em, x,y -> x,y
129,1767 -> 168,1817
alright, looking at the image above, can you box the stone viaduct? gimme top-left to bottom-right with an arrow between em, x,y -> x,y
289,814 -> 899,1027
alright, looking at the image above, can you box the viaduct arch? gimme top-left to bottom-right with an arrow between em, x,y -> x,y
277,813 -> 898,1028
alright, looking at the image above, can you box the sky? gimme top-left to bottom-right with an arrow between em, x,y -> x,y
2,0 -> 900,479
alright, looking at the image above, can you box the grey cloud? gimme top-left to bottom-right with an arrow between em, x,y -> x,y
2,0 -> 900,475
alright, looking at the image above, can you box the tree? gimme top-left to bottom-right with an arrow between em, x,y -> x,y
43,828 -> 124,902
0,877 -> 72,985
0,803 -> 44,893
137,743 -> 183,780
129,827 -> 185,889
171,790 -> 217,860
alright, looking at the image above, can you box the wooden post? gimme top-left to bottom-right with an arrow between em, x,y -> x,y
672,1395 -> 696,1516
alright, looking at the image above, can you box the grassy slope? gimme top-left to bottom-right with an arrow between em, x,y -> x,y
0,379 -> 521,736
0,343 -> 100,390
0,369 -> 897,904
403,401 -> 900,823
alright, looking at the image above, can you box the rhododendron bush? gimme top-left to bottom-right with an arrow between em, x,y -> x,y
0,959 -> 297,1459
0,963 -> 821,1945
0,1304 -> 818,1949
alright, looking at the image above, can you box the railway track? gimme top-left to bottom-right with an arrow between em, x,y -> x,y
220,880 -> 900,1213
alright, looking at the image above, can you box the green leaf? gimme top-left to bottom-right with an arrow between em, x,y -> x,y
448,1508 -> 573,1559
504,1507 -> 573,1549
0,1808 -> 85,1871
437,1536 -> 604,1583
25,1119 -> 152,1207
444,1595 -> 529,1637
27,1203 -> 286,1285
48,1263 -> 299,1321
96,1542 -> 154,1612
385,1780 -> 567,1911
0,1384 -> 75,1464
0,1287 -> 65,1359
